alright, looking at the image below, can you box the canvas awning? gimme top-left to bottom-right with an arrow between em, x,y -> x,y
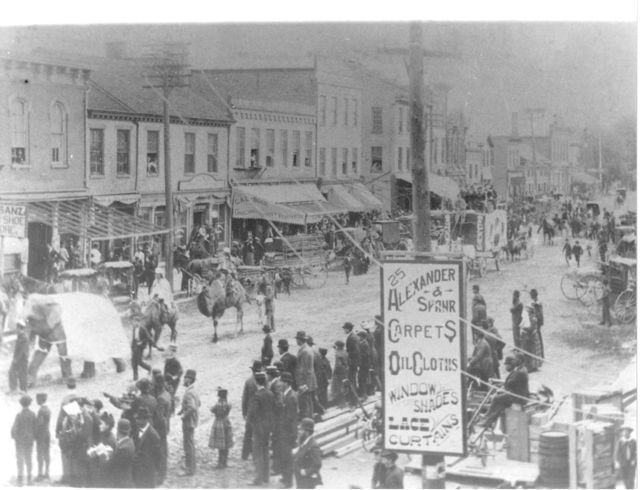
395,172 -> 460,201
347,182 -> 383,210
27,198 -> 170,241
232,183 -> 346,225
325,185 -> 367,212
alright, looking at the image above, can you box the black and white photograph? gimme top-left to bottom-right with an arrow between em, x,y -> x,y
0,3 -> 637,488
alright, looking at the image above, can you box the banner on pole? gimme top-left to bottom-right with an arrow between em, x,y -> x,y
381,258 -> 467,456
0,203 -> 27,238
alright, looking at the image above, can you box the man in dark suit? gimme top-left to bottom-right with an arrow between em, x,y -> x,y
11,395 -> 37,486
357,331 -> 372,398
133,407 -> 162,488
294,331 -> 316,419
247,372 -> 275,486
278,372 -> 298,488
481,355 -> 529,428
242,361 -> 262,460
179,369 -> 200,476
277,340 -> 297,389
109,419 -> 135,488
306,336 -> 325,418
343,322 -> 360,406
293,418 -> 322,489
617,425 -> 637,489
380,450 -> 404,488
152,372 -> 172,483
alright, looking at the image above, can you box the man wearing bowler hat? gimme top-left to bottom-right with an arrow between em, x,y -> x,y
343,322 -> 360,407
179,369 -> 200,476
277,339 -> 297,389
242,360 -> 263,460
293,418 -> 322,489
294,331 -> 316,419
247,371 -> 275,485
278,371 -> 298,488
133,407 -> 161,487
380,450 -> 404,488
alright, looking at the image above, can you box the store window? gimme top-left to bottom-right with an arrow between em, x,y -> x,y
184,132 -> 195,174
147,130 -> 159,176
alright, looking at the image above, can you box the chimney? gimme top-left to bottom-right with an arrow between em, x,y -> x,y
105,42 -> 127,59
511,112 -> 519,138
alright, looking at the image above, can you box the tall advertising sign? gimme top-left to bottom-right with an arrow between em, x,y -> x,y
381,259 -> 466,455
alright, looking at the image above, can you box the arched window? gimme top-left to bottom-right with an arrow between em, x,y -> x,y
51,102 -> 67,166
10,98 -> 28,165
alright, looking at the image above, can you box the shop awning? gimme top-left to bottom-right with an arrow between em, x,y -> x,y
27,198 -> 170,241
325,185 -> 367,212
232,183 -> 346,225
395,172 -> 460,201
347,183 -> 383,210
93,193 -> 140,206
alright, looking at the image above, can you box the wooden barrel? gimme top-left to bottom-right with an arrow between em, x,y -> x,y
538,431 -> 569,488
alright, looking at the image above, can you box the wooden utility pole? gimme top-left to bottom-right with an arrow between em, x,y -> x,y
143,43 -> 191,289
410,22 -> 431,253
524,107 -> 545,194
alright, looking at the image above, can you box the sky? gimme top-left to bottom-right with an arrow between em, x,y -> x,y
0,22 -> 636,138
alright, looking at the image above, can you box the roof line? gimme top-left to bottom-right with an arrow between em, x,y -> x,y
88,80 -> 137,114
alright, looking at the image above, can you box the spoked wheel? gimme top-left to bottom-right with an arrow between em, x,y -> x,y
561,273 -> 588,300
614,289 -> 637,324
302,263 -> 328,289
579,276 -> 605,306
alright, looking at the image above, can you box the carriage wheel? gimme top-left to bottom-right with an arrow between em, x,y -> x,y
578,276 -> 605,306
614,290 -> 637,324
561,274 -> 588,300
302,263 -> 328,289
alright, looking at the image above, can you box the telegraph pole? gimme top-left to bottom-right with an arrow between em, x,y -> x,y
524,107 -> 545,194
410,22 -> 430,253
143,43 -> 191,289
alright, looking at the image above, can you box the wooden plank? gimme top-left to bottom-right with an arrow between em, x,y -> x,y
335,439 -> 363,458
322,433 -> 357,456
505,407 -> 529,462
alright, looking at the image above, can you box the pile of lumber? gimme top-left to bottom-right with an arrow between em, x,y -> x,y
315,396 -> 380,458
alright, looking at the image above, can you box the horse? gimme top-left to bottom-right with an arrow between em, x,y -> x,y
541,218 -> 556,246
173,249 -> 220,293
196,276 -> 255,342
129,297 -> 178,358
502,238 -> 523,262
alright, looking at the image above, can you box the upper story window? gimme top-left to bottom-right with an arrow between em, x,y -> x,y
351,147 -> 358,174
370,146 -> 382,173
397,147 -> 403,171
250,128 -> 260,168
343,98 -> 349,126
89,128 -> 104,176
398,107 -> 404,134
207,133 -> 218,173
292,130 -> 301,167
331,97 -> 338,126
266,129 -> 275,167
341,148 -> 348,175
304,131 -> 313,167
371,107 -> 383,134
432,139 -> 439,165
147,130 -> 159,176
236,127 -> 246,168
50,102 -> 66,167
319,96 -> 326,126
280,130 -> 288,167
10,98 -> 29,166
352,98 -> 358,126
116,129 -> 131,175
406,147 -> 410,169
331,147 -> 337,176
319,148 -> 326,176
184,132 -> 195,174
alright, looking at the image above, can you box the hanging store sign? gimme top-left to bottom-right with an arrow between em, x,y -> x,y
381,258 -> 467,455
0,203 -> 27,238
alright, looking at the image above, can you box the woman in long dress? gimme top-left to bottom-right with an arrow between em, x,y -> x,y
520,305 -> 543,372
209,388 -> 233,469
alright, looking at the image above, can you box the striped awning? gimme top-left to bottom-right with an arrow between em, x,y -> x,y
27,197 -> 169,241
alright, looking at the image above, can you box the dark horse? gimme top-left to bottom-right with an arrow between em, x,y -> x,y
130,298 -> 178,357
173,249 -> 220,292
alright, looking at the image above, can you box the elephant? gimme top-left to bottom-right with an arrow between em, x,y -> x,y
19,293 -> 129,385
196,276 -> 255,342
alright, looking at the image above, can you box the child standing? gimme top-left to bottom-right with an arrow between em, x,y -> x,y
35,393 -> 51,481
11,395 -> 37,486
209,388 -> 233,469
343,251 -> 352,285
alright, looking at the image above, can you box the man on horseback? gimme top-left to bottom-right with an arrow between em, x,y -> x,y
150,268 -> 176,326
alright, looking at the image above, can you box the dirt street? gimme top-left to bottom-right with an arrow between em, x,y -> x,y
0,231 -> 634,488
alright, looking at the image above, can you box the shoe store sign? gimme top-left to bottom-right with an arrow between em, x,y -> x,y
380,258 -> 467,455
0,203 -> 27,238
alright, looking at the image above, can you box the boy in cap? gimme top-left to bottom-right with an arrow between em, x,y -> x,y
164,343 -> 183,395
35,393 -> 51,481
12,395 -> 37,486
9,320 -> 29,393
617,424 -> 637,489
293,418 -> 322,489
380,450 -> 403,489
179,369 -> 200,476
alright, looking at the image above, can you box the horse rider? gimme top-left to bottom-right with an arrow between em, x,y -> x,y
150,268 -> 175,319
